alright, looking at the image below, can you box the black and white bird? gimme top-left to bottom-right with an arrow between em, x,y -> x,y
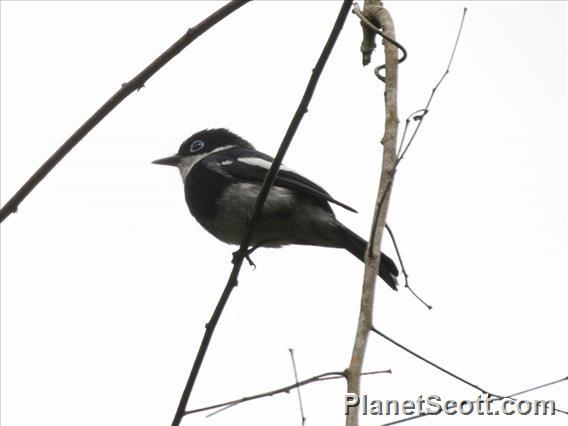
153,128 -> 399,290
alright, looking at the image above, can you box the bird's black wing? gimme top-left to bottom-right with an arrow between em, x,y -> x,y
210,148 -> 357,213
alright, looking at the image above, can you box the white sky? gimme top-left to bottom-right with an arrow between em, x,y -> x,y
1,1 -> 566,425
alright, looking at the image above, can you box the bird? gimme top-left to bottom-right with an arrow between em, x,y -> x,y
153,128 -> 399,290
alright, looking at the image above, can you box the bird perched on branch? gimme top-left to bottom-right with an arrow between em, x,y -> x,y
153,128 -> 399,290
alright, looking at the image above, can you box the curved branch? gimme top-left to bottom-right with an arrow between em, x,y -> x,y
0,0 -> 250,223
352,3 -> 407,82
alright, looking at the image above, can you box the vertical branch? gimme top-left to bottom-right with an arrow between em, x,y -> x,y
346,1 -> 399,425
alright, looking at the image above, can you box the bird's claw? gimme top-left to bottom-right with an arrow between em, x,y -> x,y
231,249 -> 257,270
245,254 -> 256,270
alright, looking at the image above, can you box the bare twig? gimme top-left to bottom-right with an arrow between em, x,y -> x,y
397,8 -> 467,164
384,224 -> 431,310
373,328 -> 568,420
373,327 -> 492,395
490,376 -> 568,415
0,0 -> 250,224
289,349 -> 306,426
380,413 -> 426,426
172,2 -> 354,425
379,376 -> 568,426
506,375 -> 568,399
184,369 -> 392,417
396,109 -> 426,158
346,2 -> 399,426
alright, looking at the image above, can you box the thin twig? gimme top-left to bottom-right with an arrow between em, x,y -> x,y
184,369 -> 392,417
359,6 -> 467,234
373,328 -> 568,417
491,376 -> 568,415
358,7 -> 467,262
346,2 -> 399,426
396,118 -> 410,158
0,0 -> 250,224
372,327 -> 492,395
380,413 -> 426,426
379,376 -> 568,425
172,2 -> 354,425
396,109 -> 427,157
289,349 -> 306,426
203,372 -> 344,418
506,375 -> 568,399
384,224 -> 431,310
397,8 -> 467,164
205,402 -> 239,418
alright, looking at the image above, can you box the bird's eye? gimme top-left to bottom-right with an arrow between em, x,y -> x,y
190,140 -> 205,152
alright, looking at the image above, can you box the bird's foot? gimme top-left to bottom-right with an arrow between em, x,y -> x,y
244,253 -> 256,270
231,248 -> 257,270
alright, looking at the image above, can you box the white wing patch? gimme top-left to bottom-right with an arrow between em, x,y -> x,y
177,145 -> 235,182
237,157 -> 292,172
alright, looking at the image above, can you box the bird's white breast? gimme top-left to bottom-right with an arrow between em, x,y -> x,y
220,182 -> 296,212
211,182 -> 297,245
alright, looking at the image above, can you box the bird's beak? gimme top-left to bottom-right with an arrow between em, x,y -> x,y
152,154 -> 181,166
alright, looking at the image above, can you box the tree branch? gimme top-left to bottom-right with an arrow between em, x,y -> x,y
184,369 -> 391,417
0,0 -> 250,224
373,328 -> 568,425
346,2 -> 399,426
373,327 -> 492,395
171,2 -> 353,425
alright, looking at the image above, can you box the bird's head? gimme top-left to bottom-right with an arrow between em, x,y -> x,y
152,128 -> 253,180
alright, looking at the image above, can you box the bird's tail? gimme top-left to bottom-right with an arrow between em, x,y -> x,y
338,224 -> 399,291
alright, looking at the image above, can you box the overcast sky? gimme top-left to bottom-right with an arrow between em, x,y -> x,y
1,1 -> 566,425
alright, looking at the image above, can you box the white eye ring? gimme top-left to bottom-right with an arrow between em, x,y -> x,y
190,140 -> 205,152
